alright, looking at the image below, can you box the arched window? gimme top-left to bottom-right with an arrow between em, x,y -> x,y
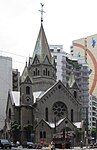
71,109 -> 73,122
43,70 -> 45,75
9,108 -> 11,120
46,68 -> 47,76
26,86 -> 30,95
40,131 -> 42,138
33,71 -> 35,76
43,131 -> 46,138
48,71 -> 50,76
35,68 -> 37,76
45,107 -> 48,121
74,91 -> 77,98
38,70 -> 40,75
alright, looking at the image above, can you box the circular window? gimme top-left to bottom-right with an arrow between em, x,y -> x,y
52,101 -> 67,117
27,99 -> 29,102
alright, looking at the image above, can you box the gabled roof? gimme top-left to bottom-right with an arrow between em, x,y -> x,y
33,91 -> 44,102
32,23 -> 53,64
36,80 -> 80,105
6,90 -> 20,109
45,118 -> 65,128
74,120 -> 84,129
35,117 -> 76,129
11,91 -> 20,106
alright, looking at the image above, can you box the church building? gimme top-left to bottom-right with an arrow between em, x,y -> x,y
5,6 -> 82,145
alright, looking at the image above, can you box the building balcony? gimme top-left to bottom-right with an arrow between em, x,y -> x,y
62,73 -> 66,78
61,65 -> 66,70
61,60 -> 66,64
75,76 -> 81,79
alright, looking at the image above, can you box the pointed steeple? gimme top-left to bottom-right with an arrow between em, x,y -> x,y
20,62 -> 33,83
32,23 -> 53,64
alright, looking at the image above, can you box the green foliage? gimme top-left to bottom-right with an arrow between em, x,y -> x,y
11,121 -> 21,132
10,121 -> 21,143
23,124 -> 33,130
91,128 -> 96,138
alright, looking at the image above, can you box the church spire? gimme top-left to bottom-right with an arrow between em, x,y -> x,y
32,22 -> 53,64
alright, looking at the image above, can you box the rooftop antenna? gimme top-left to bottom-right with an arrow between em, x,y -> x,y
39,3 -> 45,23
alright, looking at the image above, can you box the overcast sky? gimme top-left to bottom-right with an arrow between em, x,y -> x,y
0,0 -> 97,73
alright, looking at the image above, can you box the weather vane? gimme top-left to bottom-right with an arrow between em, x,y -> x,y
39,3 -> 45,23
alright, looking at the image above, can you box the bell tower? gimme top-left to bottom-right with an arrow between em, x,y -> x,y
20,63 -> 34,141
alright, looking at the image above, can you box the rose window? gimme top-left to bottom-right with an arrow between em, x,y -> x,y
52,101 -> 67,117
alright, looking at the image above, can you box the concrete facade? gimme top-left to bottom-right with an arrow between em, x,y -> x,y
49,45 -> 66,85
0,56 -> 12,130
88,95 -> 97,129
72,34 -> 97,97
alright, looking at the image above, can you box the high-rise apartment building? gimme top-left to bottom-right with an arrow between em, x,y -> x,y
72,34 -> 97,98
89,95 -> 97,129
49,45 -> 66,85
64,55 -> 89,120
0,56 -> 12,130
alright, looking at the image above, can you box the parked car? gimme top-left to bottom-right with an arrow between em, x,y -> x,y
36,143 -> 42,149
11,141 -> 18,147
22,141 -> 34,148
0,139 -> 12,149
93,142 -> 97,148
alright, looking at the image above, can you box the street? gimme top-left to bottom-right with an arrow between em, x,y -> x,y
0,147 -> 95,150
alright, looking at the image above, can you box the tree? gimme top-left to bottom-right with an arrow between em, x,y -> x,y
23,124 -> 33,141
91,128 -> 96,141
11,121 -> 21,143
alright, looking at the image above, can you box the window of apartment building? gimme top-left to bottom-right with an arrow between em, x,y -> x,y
83,66 -> 88,70
57,49 -> 60,52
54,55 -> 57,59
50,49 -> 54,52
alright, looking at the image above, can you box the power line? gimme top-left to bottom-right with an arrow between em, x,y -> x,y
0,49 -> 27,59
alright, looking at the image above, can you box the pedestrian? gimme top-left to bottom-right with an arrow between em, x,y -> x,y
80,141 -> 83,148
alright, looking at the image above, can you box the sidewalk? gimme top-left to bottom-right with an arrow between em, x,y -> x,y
42,146 -> 90,150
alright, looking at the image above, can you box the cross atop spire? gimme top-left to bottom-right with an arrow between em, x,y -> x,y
39,3 -> 45,23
